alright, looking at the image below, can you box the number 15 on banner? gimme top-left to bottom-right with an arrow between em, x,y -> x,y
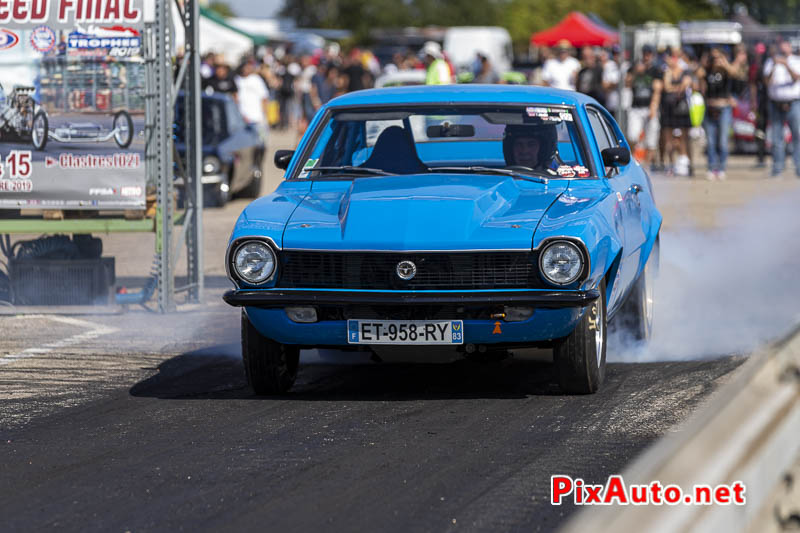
0,150 -> 33,179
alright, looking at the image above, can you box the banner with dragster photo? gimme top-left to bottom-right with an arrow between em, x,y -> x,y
0,0 -> 146,210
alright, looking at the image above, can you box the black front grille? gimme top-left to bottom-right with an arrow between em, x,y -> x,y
277,251 -> 543,290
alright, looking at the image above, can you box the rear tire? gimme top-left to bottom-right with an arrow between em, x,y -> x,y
31,110 -> 48,150
554,280 -> 607,394
242,311 -> 299,395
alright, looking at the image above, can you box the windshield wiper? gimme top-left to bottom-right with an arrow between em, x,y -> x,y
428,166 -> 549,185
308,166 -> 396,177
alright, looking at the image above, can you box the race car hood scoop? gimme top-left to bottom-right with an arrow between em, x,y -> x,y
282,174 -> 569,250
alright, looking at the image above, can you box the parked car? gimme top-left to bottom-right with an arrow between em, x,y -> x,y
374,70 -> 426,88
223,85 -> 662,395
174,92 -> 264,207
732,93 -> 791,155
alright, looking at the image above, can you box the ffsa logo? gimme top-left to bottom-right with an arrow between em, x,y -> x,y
0,29 -> 19,51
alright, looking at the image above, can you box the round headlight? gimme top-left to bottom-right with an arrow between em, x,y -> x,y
233,241 -> 276,284
539,241 -> 584,285
203,155 -> 222,175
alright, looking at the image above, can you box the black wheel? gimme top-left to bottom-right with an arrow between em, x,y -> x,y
615,239 -> 659,342
554,280 -> 607,394
112,110 -> 134,148
242,311 -> 299,395
31,110 -> 48,150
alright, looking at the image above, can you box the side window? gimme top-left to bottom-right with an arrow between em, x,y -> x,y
586,108 -> 615,176
587,108 -> 612,152
599,114 -> 624,148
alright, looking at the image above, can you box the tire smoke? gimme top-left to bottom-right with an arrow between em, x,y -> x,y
609,185 -> 800,362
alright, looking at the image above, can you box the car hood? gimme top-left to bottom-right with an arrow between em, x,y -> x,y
282,174 -> 569,251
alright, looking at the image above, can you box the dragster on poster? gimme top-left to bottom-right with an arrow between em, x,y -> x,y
0,82 -> 133,150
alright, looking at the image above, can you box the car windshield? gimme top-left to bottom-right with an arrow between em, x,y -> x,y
294,105 -> 591,179
174,96 -> 229,145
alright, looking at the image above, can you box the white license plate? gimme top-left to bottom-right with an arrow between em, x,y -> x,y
347,319 -> 464,345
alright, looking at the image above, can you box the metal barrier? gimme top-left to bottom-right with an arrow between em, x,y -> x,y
561,325 -> 800,532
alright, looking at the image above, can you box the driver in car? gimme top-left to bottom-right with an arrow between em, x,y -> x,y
502,123 -> 561,173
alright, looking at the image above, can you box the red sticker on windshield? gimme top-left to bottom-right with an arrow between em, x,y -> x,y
573,165 -> 590,177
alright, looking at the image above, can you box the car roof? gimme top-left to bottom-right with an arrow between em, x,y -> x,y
325,84 -> 598,108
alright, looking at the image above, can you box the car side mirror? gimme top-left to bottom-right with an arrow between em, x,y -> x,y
601,147 -> 631,168
274,150 -> 294,170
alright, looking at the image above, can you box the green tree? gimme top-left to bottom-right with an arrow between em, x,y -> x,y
718,0 -> 800,24
207,1 -> 235,18
281,0 -> 504,41
280,0 -> 722,47
502,0 -> 719,46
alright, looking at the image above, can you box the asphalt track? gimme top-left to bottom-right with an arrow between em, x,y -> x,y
0,331 -> 743,532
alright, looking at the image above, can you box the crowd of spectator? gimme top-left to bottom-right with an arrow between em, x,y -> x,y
199,45 -> 385,142
198,36 -> 800,180
537,38 -> 800,180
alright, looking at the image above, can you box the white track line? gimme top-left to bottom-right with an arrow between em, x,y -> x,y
0,315 -> 118,367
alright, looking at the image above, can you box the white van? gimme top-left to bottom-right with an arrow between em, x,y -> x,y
443,27 -> 513,75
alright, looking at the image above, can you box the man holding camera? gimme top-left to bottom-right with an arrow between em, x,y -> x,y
763,40 -> 800,177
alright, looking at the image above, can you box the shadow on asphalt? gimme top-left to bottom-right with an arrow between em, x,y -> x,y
129,344 -> 568,400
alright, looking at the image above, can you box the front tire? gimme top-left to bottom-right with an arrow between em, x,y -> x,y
241,311 -> 299,395
204,172 -> 230,208
113,110 -> 134,148
554,280 -> 607,394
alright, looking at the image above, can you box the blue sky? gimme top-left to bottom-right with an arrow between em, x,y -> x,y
227,0 -> 284,18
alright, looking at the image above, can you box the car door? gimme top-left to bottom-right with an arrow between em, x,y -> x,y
585,105 -> 647,299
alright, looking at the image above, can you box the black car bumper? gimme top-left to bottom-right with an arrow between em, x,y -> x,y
223,289 -> 600,309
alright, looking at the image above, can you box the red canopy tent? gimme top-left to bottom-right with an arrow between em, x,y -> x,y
530,12 -> 618,47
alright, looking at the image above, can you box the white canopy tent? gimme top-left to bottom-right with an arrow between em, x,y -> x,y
173,7 -> 257,64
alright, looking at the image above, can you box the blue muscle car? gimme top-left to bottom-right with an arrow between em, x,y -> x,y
223,85 -> 661,395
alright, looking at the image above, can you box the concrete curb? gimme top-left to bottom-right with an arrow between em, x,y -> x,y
560,325 -> 800,532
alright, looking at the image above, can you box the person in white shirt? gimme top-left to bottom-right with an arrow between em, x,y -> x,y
600,48 -> 621,113
235,59 -> 270,146
542,40 -> 580,91
763,40 -> 800,177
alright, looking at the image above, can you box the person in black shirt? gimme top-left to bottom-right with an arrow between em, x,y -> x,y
749,43 -> 769,168
660,49 -> 693,176
625,45 -> 663,167
697,46 -> 746,179
202,63 -> 238,99
576,49 -> 606,107
343,50 -> 368,93
276,59 -> 296,131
